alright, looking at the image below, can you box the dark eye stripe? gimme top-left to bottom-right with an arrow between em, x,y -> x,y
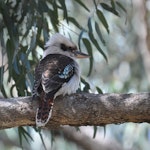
61,43 -> 76,52
61,43 -> 67,51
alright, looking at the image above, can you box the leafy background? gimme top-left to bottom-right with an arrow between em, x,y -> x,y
0,0 -> 150,150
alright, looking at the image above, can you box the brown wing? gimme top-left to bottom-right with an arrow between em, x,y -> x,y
32,54 -> 75,100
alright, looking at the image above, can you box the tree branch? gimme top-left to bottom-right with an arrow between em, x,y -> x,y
53,127 -> 124,150
0,93 -> 150,130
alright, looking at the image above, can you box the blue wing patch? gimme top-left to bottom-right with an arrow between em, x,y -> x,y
58,64 -> 74,79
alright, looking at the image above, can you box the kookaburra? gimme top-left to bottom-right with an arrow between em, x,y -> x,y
32,33 -> 89,127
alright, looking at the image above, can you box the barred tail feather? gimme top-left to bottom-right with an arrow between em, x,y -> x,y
36,99 -> 54,127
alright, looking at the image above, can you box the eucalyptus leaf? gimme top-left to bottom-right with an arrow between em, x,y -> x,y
43,18 -> 50,43
1,84 -> 7,98
68,17 -> 82,29
89,32 -> 107,62
74,0 -> 90,12
49,1 -> 59,32
88,17 -> 93,33
96,86 -> 103,94
78,29 -> 86,50
58,0 -> 68,22
96,9 -> 109,33
116,2 -> 127,13
6,39 -> 13,82
81,77 -> 90,92
18,127 -> 34,147
0,65 -> 4,87
82,38 -> 93,76
93,126 -> 97,138
0,1 -> 19,50
13,57 -> 20,75
100,2 -> 120,17
111,0 -> 116,9
95,21 -> 106,45
38,0 -> 49,13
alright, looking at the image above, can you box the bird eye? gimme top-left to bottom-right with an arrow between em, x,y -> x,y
68,46 -> 73,50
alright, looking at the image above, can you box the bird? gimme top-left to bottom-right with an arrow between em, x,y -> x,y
32,33 -> 89,127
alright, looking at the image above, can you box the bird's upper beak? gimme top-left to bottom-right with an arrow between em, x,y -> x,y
74,51 -> 89,58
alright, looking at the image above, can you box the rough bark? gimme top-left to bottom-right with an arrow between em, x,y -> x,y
0,93 -> 150,130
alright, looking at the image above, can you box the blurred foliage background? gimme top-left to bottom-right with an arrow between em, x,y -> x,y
0,0 -> 150,150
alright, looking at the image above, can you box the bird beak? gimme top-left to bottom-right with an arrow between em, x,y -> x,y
74,51 -> 89,58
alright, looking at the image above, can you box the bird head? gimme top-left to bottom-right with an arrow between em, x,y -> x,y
43,33 -> 89,59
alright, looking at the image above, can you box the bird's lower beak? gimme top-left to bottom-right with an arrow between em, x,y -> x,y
74,51 -> 89,58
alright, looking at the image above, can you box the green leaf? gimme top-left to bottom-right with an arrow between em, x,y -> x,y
43,19 -> 50,43
81,77 -> 90,92
20,53 -> 31,70
49,1 -> 59,32
50,130 -> 55,147
88,17 -> 93,32
96,9 -> 109,33
18,127 -> 23,148
0,1 -> 19,50
38,128 -> 47,150
18,127 -> 34,147
74,0 -> 90,12
100,3 -> 119,17
6,39 -> 13,82
1,84 -> 7,98
78,30 -> 85,50
93,126 -> 97,138
27,27 -> 37,56
103,125 -> 106,138
38,0 -> 49,13
95,21 -> 106,45
49,9 -> 59,32
93,0 -> 98,9
75,126 -> 80,132
0,65 -> 4,88
96,86 -> 103,94
111,0 -> 115,9
68,17 -> 82,29
116,2 -> 127,13
58,0 -> 68,23
89,32 -> 107,62
10,84 -> 16,97
13,57 -> 20,75
33,127 -> 47,150
82,38 -> 93,76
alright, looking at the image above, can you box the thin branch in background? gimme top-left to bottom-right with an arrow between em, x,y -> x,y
53,127 -> 124,150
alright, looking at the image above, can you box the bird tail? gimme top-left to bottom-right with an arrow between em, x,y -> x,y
36,99 -> 54,127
